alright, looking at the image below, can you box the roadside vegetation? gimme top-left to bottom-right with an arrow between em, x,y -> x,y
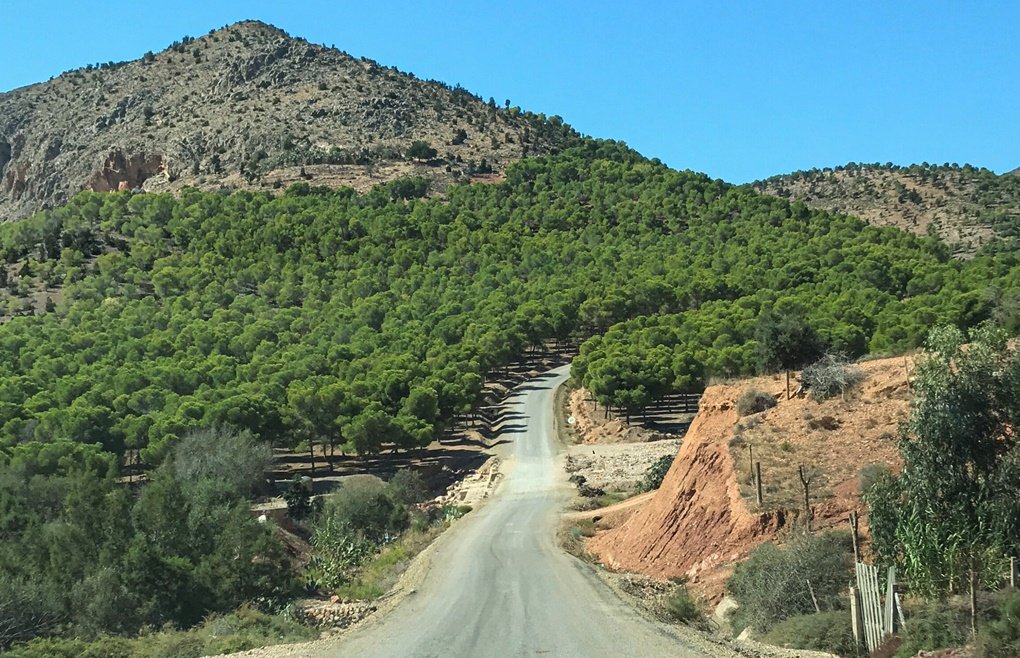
305,470 -> 468,601
723,325 -> 1020,657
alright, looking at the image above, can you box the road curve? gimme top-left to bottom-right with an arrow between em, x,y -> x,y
330,365 -> 711,658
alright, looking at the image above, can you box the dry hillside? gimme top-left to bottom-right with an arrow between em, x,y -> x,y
0,20 -> 579,221
754,164 -> 1020,257
587,356 -> 912,601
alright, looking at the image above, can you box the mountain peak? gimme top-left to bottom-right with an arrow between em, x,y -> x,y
206,19 -> 291,43
0,24 -> 579,221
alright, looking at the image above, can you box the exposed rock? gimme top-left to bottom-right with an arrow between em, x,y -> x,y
88,151 -> 166,192
754,164 -> 1020,258
0,20 -> 578,221
300,599 -> 376,630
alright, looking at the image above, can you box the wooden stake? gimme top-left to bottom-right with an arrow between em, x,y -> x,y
748,445 -> 754,483
849,511 -> 860,563
894,592 -> 907,630
807,579 -> 820,613
884,567 -> 896,636
754,461 -> 763,506
850,585 -> 864,648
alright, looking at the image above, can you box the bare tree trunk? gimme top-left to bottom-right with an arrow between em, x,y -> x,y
970,561 -> 978,636
786,370 -> 791,400
799,465 -> 812,531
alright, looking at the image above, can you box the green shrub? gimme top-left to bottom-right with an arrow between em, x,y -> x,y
664,588 -> 701,623
763,612 -> 856,657
639,454 -> 675,492
282,475 -> 312,520
143,634 -> 205,658
736,389 -> 777,416
388,469 -> 428,505
802,354 -> 864,401
892,601 -> 970,658
308,515 -> 377,591
171,427 -> 272,500
0,578 -> 63,650
727,532 -> 853,632
974,591 -> 1020,658
320,480 -> 409,544
3,636 -> 138,658
857,463 -> 891,495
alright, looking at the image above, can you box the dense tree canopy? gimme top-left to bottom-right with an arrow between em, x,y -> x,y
0,142 -> 1017,457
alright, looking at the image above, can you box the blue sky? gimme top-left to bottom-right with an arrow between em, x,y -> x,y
2,1 -> 1017,183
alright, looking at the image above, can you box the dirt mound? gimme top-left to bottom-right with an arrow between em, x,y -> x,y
587,356 -> 911,600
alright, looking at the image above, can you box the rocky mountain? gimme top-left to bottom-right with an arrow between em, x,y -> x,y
0,20 -> 578,221
753,163 -> 1020,257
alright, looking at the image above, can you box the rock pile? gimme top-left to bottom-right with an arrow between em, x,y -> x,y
301,597 -> 376,629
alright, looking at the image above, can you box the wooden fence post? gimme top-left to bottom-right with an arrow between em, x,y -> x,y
747,445 -> 754,483
849,585 -> 864,649
849,511 -> 860,563
754,461 -> 763,507
884,567 -> 896,636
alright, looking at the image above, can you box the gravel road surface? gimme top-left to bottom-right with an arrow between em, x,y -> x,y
327,365 -> 711,657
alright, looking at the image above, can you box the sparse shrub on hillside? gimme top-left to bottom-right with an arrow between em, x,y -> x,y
407,140 -> 437,161
171,426 -> 272,501
802,354 -> 865,401
639,454 -> 675,492
806,415 -> 840,431
857,463 -> 892,495
664,588 -> 701,623
308,478 -> 424,591
736,389 -> 777,416
727,532 -> 853,633
762,611 -> 856,657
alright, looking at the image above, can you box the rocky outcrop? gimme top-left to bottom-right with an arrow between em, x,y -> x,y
0,20 -> 577,221
587,385 -> 786,596
88,151 -> 166,192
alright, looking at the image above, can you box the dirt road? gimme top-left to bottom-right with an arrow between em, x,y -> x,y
327,365 -> 712,657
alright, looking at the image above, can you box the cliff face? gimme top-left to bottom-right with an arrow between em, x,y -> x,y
587,385 -> 785,596
0,21 -> 577,221
588,357 -> 909,599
